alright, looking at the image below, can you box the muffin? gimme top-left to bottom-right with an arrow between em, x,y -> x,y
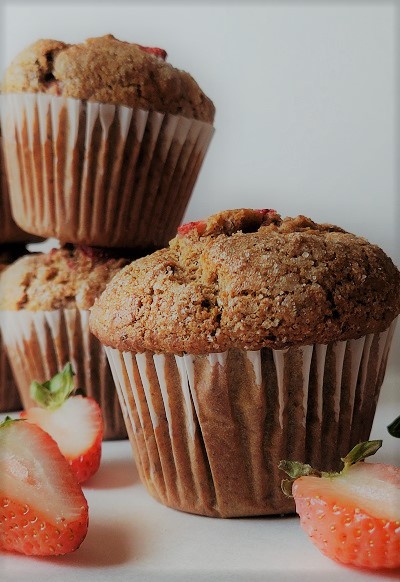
1,35 -> 215,248
90,209 -> 400,517
0,245 -> 27,412
0,244 -> 136,439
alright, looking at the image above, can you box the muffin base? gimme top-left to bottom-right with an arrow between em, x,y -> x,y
0,135 -> 39,243
104,321 -> 396,517
1,93 -> 214,248
1,309 -> 127,440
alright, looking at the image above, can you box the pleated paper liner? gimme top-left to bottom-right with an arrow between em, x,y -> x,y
104,320 -> 396,518
0,332 -> 22,412
1,93 -> 214,248
0,134 -> 40,244
0,309 -> 128,440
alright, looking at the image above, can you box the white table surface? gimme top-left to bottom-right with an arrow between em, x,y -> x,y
1,371 -> 399,582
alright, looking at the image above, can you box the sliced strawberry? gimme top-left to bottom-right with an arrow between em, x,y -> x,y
137,44 -> 167,60
21,363 -> 103,484
280,441 -> 400,569
0,417 -> 88,556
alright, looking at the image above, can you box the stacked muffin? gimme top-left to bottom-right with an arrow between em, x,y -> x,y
0,35 -> 215,438
1,35 -> 215,248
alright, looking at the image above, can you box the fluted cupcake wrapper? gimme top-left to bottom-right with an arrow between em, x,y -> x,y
1,93 -> 214,248
0,309 -> 127,440
0,331 -> 22,412
0,135 -> 37,243
104,320 -> 396,518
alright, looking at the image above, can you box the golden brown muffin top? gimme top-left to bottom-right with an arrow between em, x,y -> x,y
0,246 -> 131,311
90,208 -> 400,354
3,35 -> 215,123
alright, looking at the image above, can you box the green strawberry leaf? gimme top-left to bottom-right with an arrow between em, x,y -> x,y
279,439 -> 383,497
341,440 -> 382,471
30,363 -> 76,410
387,415 -> 400,438
278,460 -> 320,480
0,416 -> 25,429
280,478 -> 295,498
278,460 -> 322,497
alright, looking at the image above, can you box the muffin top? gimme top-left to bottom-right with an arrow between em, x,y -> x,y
0,246 -> 131,311
90,208 -> 400,354
3,35 -> 215,123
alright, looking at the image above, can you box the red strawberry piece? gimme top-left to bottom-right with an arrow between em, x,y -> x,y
137,45 -> 167,60
21,363 -> 103,484
177,220 -> 207,236
279,441 -> 400,569
78,245 -> 108,261
0,417 -> 88,556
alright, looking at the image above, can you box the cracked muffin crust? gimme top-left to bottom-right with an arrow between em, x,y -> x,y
90,208 -> 400,354
3,35 -> 215,122
0,245 -> 131,311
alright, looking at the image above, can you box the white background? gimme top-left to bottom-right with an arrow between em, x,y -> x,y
1,1 -> 399,365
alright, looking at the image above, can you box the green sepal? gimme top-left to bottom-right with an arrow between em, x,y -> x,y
0,416 -> 25,429
278,460 -> 322,498
278,459 -> 321,480
341,440 -> 382,471
387,415 -> 400,438
30,363 -> 75,410
279,439 -> 382,497
281,479 -> 295,498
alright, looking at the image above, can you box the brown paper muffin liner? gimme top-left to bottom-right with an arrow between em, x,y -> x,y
104,320 -> 396,517
0,134 -> 39,244
0,331 -> 22,412
0,309 -> 127,440
1,93 -> 214,248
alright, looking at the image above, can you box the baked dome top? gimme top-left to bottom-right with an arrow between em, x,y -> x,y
90,209 -> 400,353
0,245 -> 131,311
3,35 -> 215,123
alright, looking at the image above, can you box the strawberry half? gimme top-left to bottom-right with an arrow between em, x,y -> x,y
279,441 -> 400,569
0,417 -> 88,556
21,363 -> 103,484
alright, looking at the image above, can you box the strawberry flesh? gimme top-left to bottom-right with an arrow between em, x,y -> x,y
0,420 -> 88,556
22,396 -> 103,484
2,497 -> 87,556
293,463 -> 400,569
